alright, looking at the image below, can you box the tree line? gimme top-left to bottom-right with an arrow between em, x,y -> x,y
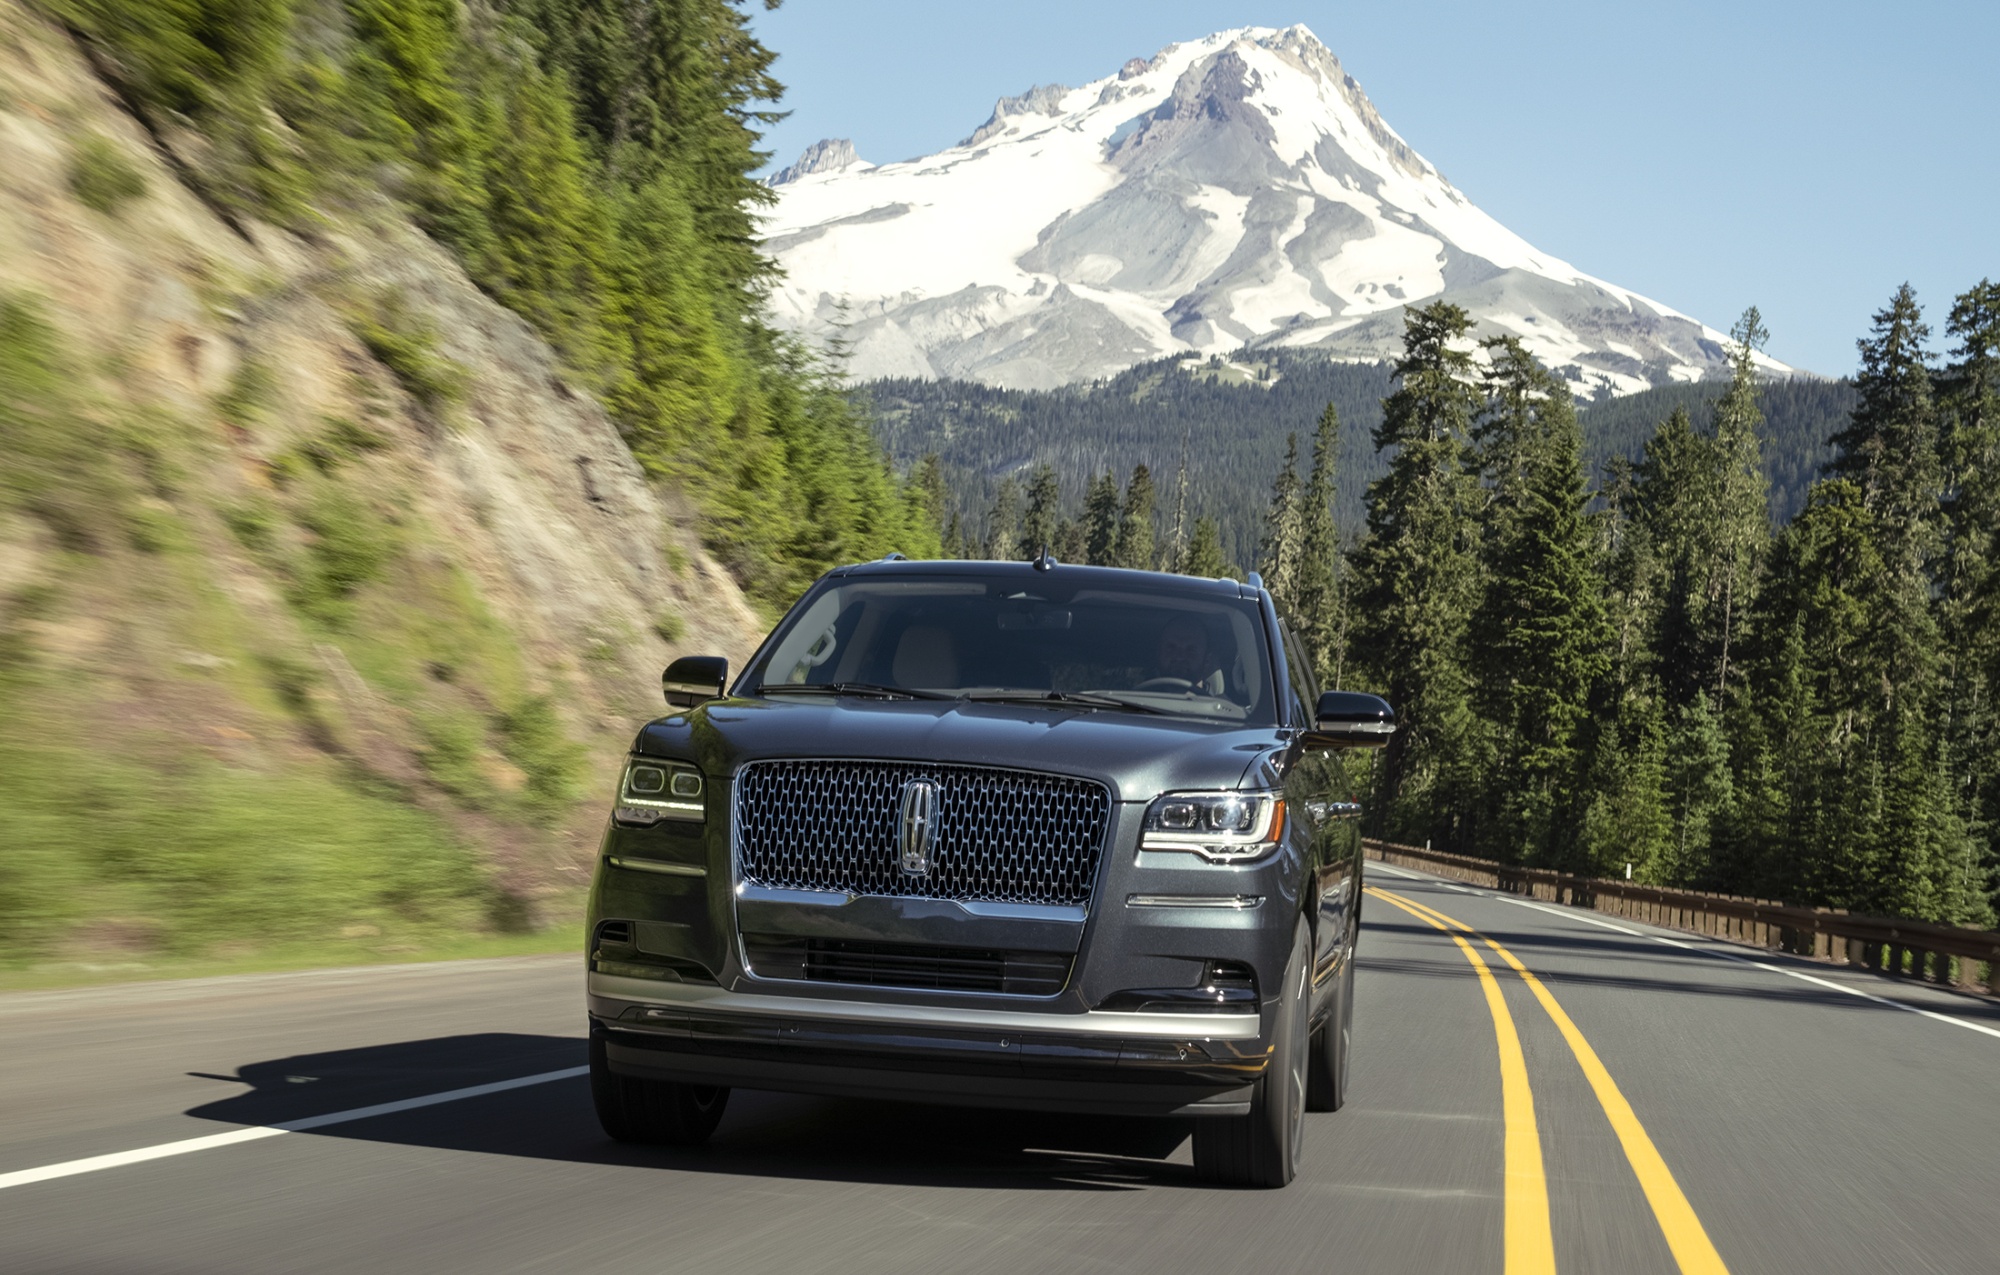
871,352 -> 1855,573
43,0 -> 939,611
964,286 -> 2000,928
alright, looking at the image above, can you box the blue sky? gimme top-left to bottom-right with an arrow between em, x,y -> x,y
748,1 -> 1997,379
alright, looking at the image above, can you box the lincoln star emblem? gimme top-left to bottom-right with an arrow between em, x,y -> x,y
898,779 -> 939,877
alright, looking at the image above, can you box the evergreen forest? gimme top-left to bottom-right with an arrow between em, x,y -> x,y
955,289 -> 2000,929
869,354 -> 1857,570
40,0 -> 940,613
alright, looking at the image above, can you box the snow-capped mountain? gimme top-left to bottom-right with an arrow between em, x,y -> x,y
764,26 -> 1789,396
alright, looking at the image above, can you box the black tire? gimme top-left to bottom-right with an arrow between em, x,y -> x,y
1194,921 -> 1309,1188
589,1027 -> 729,1146
1306,941 -> 1354,1112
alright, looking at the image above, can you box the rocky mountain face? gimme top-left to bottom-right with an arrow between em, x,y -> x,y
770,137 -> 868,185
765,26 -> 1790,395
0,0 -> 764,949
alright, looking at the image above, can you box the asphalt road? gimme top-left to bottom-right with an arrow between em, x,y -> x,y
3,863 -> 1997,1275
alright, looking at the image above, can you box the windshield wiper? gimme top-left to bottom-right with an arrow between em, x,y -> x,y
959,690 -> 1170,715
752,682 -> 956,701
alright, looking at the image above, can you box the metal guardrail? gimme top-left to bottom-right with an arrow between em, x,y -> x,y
1365,839 -> 2000,997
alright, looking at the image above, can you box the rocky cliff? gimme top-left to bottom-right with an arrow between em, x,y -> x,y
0,0 -> 765,972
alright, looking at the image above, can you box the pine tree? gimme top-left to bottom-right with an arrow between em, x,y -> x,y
1019,462 -> 1061,560
1082,472 -> 1121,565
1469,339 -> 1610,865
1728,291 -> 1968,919
984,475 -> 1021,561
1166,425 -> 1192,568
1348,302 -> 1486,847
910,454 -> 949,550
1938,281 -> 2000,921
1709,307 -> 1773,702
1573,695 -> 1674,883
1630,407 -> 1717,709
1291,404 -> 1343,676
1178,516 -> 1232,578
1054,517 -> 1088,565
1115,464 -> 1155,570
1741,480 -> 1898,908
1831,284 -> 1943,598
506,0 -> 783,309
1256,433 -> 1302,600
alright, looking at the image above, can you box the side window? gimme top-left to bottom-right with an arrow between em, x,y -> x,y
1278,622 -> 1317,727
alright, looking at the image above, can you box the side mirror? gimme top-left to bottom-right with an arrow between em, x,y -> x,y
663,655 -> 728,709
1308,691 -> 1395,749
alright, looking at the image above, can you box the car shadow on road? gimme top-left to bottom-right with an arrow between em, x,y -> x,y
185,1033 -> 1203,1192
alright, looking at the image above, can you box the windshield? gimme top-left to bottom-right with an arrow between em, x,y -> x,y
743,575 -> 1276,725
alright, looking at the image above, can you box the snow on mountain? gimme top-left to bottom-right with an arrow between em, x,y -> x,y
763,26 -> 1790,396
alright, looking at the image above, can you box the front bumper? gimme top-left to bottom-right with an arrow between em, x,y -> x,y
590,972 -> 1267,1116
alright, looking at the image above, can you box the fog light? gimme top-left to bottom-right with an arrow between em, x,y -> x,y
614,804 -> 665,825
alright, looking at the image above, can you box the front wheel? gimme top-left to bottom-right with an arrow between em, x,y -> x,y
589,1027 -> 729,1146
1194,921 -> 1309,1188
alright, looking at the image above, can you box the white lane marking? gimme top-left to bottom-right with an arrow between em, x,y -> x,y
1373,864 -> 2000,1042
0,1065 -> 589,1192
1369,863 -> 1432,881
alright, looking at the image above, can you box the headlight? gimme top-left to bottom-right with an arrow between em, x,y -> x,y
613,759 -> 704,825
1140,791 -> 1285,862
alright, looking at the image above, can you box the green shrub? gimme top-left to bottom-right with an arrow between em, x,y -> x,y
347,292 -> 468,411
0,294 -> 127,550
216,358 -> 277,431
68,135 -> 147,214
257,651 -> 317,715
124,502 -> 183,554
495,695 -> 584,825
652,611 -> 685,643
415,709 -> 491,802
289,484 -> 395,625
222,497 -> 280,554
299,415 -> 390,473
0,723 -> 495,963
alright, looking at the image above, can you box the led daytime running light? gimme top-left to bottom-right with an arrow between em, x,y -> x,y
615,761 -> 705,824
1140,792 -> 1285,862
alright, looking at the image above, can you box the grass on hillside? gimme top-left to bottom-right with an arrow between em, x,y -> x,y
0,924 -> 584,995
0,289 -> 594,982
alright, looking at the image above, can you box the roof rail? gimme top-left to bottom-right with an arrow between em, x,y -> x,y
1246,571 -> 1265,592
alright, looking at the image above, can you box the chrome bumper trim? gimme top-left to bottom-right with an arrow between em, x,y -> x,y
608,857 -> 706,878
734,882 -> 1086,923
588,972 -> 1261,1040
1125,894 -> 1264,909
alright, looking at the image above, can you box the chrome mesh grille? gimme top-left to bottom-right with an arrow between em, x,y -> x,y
735,760 -> 1111,906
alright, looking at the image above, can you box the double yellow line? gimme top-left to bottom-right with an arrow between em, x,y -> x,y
1366,885 -> 1729,1275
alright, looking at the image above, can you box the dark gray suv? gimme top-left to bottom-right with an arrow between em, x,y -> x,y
585,558 -> 1392,1187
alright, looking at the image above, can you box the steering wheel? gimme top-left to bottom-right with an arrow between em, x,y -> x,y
1133,676 -> 1196,692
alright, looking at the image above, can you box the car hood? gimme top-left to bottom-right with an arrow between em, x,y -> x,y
634,696 -> 1283,800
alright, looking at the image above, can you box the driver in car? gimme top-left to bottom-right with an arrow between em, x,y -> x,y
1150,616 -> 1224,695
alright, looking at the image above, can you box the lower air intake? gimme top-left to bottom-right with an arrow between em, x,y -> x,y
742,934 -> 1072,996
